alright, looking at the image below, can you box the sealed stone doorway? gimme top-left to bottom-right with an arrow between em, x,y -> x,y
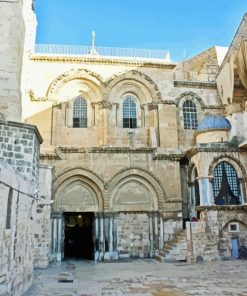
64,212 -> 94,260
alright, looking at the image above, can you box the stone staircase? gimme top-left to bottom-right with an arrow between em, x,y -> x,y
156,229 -> 188,262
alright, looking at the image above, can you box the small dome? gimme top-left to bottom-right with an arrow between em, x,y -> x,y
197,115 -> 231,131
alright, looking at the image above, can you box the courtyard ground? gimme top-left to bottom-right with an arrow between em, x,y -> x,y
24,259 -> 247,296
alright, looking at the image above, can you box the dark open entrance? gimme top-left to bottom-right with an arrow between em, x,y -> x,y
64,212 -> 94,260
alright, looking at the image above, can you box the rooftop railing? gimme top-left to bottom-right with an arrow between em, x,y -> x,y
34,44 -> 170,61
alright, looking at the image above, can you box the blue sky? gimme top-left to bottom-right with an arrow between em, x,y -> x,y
35,0 -> 247,61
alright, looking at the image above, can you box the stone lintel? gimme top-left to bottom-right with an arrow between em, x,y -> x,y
174,80 -> 217,89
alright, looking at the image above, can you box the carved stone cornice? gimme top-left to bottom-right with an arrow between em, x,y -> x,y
187,146 -> 240,158
89,147 -> 156,153
152,153 -> 185,161
30,54 -> 177,69
57,147 -> 86,153
40,153 -> 61,160
174,80 -> 217,89
196,205 -> 247,211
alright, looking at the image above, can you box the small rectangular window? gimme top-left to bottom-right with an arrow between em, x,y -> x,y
229,223 -> 239,232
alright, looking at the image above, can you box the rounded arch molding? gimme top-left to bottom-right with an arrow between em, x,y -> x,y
105,70 -> 162,103
52,167 -> 105,213
175,91 -> 205,108
220,217 -> 247,233
107,167 -> 166,211
46,68 -> 104,100
208,155 -> 246,178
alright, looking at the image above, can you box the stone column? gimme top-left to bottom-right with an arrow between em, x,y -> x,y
52,217 -> 57,255
159,216 -> 164,249
239,178 -> 247,204
99,213 -> 104,260
98,100 -> 112,147
154,212 -> 159,255
149,213 -> 154,257
197,176 -> 214,206
57,217 -> 62,261
109,215 -> 113,252
94,213 -> 99,261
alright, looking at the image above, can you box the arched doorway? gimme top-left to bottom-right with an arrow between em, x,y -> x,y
52,169 -> 104,261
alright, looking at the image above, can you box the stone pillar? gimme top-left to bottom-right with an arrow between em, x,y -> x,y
52,214 -> 63,262
94,213 -> 99,261
99,213 -> 104,260
159,216 -> 164,249
98,100 -> 112,146
197,177 -> 214,206
149,213 -> 154,257
57,217 -> 62,261
154,212 -> 159,255
109,215 -> 113,252
52,217 -> 57,255
239,178 -> 247,204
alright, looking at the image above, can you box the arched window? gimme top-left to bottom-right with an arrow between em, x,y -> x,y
183,100 -> 198,130
213,161 -> 241,205
123,96 -> 137,128
73,97 -> 87,128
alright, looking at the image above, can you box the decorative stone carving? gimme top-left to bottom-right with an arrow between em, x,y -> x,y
28,89 -> 48,101
97,100 -> 113,110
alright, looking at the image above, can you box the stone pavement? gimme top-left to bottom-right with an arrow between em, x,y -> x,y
24,259 -> 247,296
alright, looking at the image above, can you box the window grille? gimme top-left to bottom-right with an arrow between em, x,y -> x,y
183,100 -> 198,130
213,161 -> 241,205
73,97 -> 87,128
123,96 -> 137,128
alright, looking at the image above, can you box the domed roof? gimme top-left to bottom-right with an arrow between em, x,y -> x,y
197,115 -> 231,131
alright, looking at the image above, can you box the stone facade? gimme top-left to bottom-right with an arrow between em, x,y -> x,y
2,4 -> 247,295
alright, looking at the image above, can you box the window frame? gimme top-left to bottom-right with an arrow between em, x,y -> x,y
122,95 -> 137,129
182,99 -> 198,130
72,96 -> 88,128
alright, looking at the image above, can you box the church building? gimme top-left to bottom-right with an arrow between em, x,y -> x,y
0,1 -> 247,294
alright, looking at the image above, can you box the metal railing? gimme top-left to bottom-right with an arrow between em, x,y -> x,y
34,44 -> 170,61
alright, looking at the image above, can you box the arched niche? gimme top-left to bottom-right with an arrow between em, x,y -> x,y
108,167 -> 165,211
110,179 -> 157,211
59,181 -> 97,212
53,168 -> 104,213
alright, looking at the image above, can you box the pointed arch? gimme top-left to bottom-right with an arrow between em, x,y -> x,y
53,167 -> 105,213
107,167 -> 166,211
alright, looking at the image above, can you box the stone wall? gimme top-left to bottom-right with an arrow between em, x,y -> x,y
0,120 -> 42,295
117,212 -> 150,258
0,1 -> 24,121
0,162 -> 34,296
0,120 -> 42,187
186,206 -> 247,262
33,164 -> 52,268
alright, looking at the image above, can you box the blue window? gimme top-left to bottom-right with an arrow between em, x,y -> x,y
213,161 -> 241,205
